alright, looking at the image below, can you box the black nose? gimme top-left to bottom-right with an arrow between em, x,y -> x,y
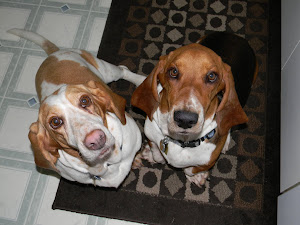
174,110 -> 198,129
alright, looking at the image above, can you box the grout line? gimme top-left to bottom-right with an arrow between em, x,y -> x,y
78,0 -> 95,48
0,155 -> 35,164
1,52 -> 24,101
23,173 -> 42,225
1,94 -> 39,103
281,39 -> 300,71
0,0 -> 39,7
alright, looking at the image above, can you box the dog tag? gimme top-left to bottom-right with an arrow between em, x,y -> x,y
160,138 -> 169,155
90,174 -> 101,186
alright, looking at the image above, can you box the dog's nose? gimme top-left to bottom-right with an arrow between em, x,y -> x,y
174,110 -> 198,129
84,129 -> 106,150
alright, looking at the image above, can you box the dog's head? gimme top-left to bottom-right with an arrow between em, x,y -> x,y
28,80 -> 126,174
131,43 -> 248,141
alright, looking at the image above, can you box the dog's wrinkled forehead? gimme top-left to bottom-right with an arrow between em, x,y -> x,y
43,84 -> 90,107
38,86 -> 68,121
168,44 -> 223,71
42,85 -> 69,107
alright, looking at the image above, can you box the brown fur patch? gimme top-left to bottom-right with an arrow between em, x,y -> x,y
35,56 -> 102,101
80,50 -> 99,69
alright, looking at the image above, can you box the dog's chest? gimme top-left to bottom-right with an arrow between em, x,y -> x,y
161,139 -> 216,168
145,116 -> 217,168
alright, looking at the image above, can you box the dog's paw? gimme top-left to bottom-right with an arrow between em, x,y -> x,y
141,142 -> 166,164
185,171 -> 209,187
141,143 -> 156,163
132,152 -> 143,169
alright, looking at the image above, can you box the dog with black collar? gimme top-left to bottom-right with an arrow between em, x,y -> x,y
131,32 -> 257,186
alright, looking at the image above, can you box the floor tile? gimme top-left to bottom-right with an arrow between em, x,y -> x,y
6,49 -> 45,100
36,176 -> 90,225
41,0 -> 93,11
0,158 -> 41,225
0,99 -> 38,153
29,6 -> 88,49
92,0 -> 112,12
0,166 -> 31,220
0,47 -> 22,97
80,12 -> 108,52
0,2 -> 38,47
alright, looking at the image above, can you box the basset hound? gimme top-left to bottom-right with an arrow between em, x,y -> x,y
131,32 -> 258,186
8,29 -> 145,188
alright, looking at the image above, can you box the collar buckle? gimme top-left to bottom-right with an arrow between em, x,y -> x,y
160,137 -> 170,154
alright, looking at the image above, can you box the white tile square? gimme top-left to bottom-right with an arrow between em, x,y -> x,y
98,0 -> 112,8
86,17 -> 107,52
15,55 -> 45,95
0,106 -> 38,153
37,11 -> 81,48
36,176 -> 89,225
0,7 -> 30,41
0,52 -> 13,85
0,166 -> 31,220
48,0 -> 87,4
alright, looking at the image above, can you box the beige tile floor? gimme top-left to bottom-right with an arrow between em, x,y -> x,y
0,0 -> 143,224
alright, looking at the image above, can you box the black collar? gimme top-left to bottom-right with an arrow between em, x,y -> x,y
160,129 -> 216,154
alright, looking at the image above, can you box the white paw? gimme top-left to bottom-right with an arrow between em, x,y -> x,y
141,143 -> 156,163
141,142 -> 166,164
132,152 -> 143,169
185,171 -> 209,187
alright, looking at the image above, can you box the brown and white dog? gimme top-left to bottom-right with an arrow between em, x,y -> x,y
8,29 -> 145,188
131,32 -> 257,186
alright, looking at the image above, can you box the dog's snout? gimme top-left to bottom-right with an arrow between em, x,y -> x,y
84,129 -> 106,150
174,110 -> 198,129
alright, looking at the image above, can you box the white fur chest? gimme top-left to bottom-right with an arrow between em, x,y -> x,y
144,110 -> 218,168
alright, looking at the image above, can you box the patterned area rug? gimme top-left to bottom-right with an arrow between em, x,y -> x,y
53,0 -> 279,224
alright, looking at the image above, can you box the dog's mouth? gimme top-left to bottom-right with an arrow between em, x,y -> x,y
98,147 -> 112,158
168,122 -> 203,142
83,145 -> 113,166
168,128 -> 201,142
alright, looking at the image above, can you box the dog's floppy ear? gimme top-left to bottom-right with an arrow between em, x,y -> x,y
216,63 -> 248,136
131,58 -> 166,120
28,121 -> 60,172
87,80 -> 127,125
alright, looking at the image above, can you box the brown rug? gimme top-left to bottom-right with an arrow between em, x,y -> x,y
53,0 -> 279,224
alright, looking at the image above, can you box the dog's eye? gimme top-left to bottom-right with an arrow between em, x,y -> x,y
168,67 -> 179,78
206,72 -> 218,83
50,117 -> 63,129
80,95 -> 91,108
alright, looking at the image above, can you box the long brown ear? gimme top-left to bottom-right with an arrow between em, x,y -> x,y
86,80 -> 127,125
131,59 -> 166,120
216,63 -> 248,136
28,122 -> 60,172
